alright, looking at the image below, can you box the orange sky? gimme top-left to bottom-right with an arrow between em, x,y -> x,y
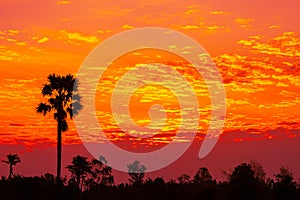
0,0 -> 300,170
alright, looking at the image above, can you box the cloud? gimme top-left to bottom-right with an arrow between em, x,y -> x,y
37,37 -> 49,43
209,11 -> 227,15
214,31 -> 300,103
15,42 -> 26,46
238,39 -> 254,46
7,38 -> 17,42
180,25 -> 199,30
57,0 -> 69,5
184,5 -> 201,15
235,18 -> 253,25
59,30 -> 99,43
235,18 -> 253,29
9,123 -> 25,127
31,36 -> 49,44
206,25 -> 229,32
0,50 -> 25,61
7,30 -> 20,35
279,90 -> 296,98
239,32 -> 300,58
29,46 -> 43,52
269,25 -> 280,29
221,127 -> 299,142
122,24 -> 134,29
96,30 -> 113,35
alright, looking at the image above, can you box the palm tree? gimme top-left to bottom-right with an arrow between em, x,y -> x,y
2,154 -> 21,179
66,155 -> 92,191
36,74 -> 81,181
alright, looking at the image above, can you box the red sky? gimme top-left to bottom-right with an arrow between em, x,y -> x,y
0,0 -> 300,181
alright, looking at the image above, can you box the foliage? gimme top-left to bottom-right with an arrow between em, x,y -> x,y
66,155 -> 114,192
127,160 -> 147,186
1,157 -> 300,200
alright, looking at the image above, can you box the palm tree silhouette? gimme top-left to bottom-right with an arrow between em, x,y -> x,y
2,154 -> 21,179
66,155 -> 92,191
36,74 -> 81,181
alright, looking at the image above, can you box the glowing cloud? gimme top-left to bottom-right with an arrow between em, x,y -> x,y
57,0 -> 69,5
122,24 -> 135,29
59,30 -> 99,43
180,25 -> 199,30
37,37 -> 49,44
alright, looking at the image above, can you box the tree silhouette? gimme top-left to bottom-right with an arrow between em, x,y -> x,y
191,168 -> 216,200
193,167 -> 212,184
274,166 -> 297,199
249,159 -> 266,182
1,154 -> 21,179
90,157 -> 114,186
36,74 -> 81,181
66,155 -> 92,191
177,174 -> 191,184
227,163 -> 264,200
127,160 -> 146,186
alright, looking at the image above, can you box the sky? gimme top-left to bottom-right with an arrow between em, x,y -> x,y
0,0 -> 300,181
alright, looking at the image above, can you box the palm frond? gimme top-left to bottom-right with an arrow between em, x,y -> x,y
48,97 -> 59,109
48,74 -> 61,91
1,160 -> 9,164
67,107 -> 73,119
41,84 -> 53,96
36,103 -> 52,115
4,154 -> 21,165
61,119 -> 68,132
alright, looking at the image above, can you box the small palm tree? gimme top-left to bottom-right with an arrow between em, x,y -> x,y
66,155 -> 92,191
2,154 -> 21,179
36,74 -> 81,181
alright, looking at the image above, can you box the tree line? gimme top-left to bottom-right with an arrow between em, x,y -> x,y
1,154 -> 300,200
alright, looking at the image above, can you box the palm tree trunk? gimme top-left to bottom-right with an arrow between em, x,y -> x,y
9,164 -> 13,179
57,119 -> 62,182
76,176 -> 81,191
80,178 -> 83,192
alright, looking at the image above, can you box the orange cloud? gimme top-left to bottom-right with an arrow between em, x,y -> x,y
209,11 -> 227,15
240,32 -> 300,58
57,0 -> 69,5
0,50 -> 24,61
235,18 -> 253,25
122,24 -> 135,29
180,25 -> 199,30
59,30 -> 99,43
7,30 -> 20,35
37,37 -> 49,44
184,5 -> 201,15
235,18 -> 253,29
206,25 -> 229,32
269,25 -> 280,29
